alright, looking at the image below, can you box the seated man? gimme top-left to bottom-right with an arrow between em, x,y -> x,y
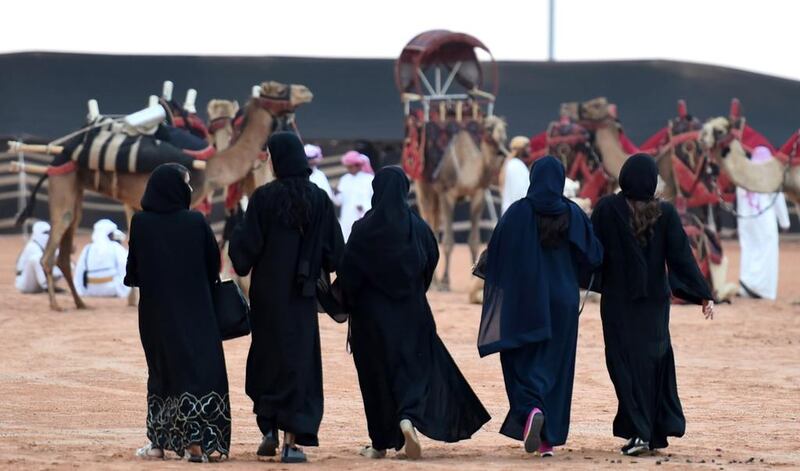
74,219 -> 131,298
15,221 -> 62,293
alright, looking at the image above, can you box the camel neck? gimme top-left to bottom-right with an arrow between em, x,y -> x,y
205,105 -> 273,189
594,123 -> 627,179
210,123 -> 234,151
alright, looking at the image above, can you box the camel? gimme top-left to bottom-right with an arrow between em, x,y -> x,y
416,115 -> 508,291
206,98 -> 275,297
562,97 -> 632,181
23,81 -> 313,311
699,116 -> 800,199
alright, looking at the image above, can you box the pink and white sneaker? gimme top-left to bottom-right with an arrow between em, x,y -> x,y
537,441 -> 554,457
522,408 -> 544,453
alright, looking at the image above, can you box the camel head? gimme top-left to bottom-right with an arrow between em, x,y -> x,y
578,97 -> 613,123
259,81 -> 313,111
483,115 -> 508,152
207,99 -> 240,121
699,115 -> 788,194
699,116 -> 732,152
482,115 -> 509,175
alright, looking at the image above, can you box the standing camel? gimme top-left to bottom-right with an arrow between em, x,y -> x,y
533,97 -> 636,205
207,98 -> 275,296
416,115 -> 508,290
699,118 -> 800,199
20,81 -> 312,311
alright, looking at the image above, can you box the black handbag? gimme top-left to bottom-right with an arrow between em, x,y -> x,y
213,279 -> 251,340
316,270 -> 348,323
472,248 -> 488,280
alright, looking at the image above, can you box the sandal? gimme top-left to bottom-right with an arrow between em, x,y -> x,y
186,444 -> 209,463
359,446 -> 386,459
135,443 -> 164,460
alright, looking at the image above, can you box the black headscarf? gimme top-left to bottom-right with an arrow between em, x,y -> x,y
527,156 -> 569,215
619,153 -> 658,201
141,163 -> 191,213
479,155 -> 603,357
268,131 -> 311,178
340,166 -> 424,300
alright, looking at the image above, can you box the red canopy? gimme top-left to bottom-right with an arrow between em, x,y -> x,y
395,30 -> 496,96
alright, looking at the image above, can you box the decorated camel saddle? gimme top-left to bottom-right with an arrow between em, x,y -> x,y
51,109 -> 214,176
528,114 -> 604,203
403,100 -> 488,182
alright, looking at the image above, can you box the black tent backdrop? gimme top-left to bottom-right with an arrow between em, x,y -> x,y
2,52 -> 799,235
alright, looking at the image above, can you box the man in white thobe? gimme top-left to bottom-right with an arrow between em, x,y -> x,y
304,144 -> 335,201
15,221 -> 62,293
737,146 -> 791,300
73,219 -> 131,298
500,136 -> 531,214
336,151 -> 374,241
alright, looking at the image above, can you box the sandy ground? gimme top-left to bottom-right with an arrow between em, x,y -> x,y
0,235 -> 799,471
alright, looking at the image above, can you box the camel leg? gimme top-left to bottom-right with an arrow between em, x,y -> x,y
468,191 -> 486,264
41,173 -> 80,311
438,193 -> 456,292
58,199 -> 87,310
123,204 -> 139,307
41,218 -> 68,312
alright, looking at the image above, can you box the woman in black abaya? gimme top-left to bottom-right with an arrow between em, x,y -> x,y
479,156 -> 603,457
338,166 -> 490,460
591,153 -> 714,456
125,163 -> 230,462
228,132 -> 344,464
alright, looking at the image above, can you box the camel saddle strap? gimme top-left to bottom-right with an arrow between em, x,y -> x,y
208,117 -> 231,134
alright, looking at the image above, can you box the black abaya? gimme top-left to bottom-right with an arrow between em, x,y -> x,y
228,133 -> 344,447
125,163 -> 230,456
591,191 -> 712,449
338,167 -> 490,451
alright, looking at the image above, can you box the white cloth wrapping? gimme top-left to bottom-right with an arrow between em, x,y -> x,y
15,221 -> 62,293
73,219 -> 131,298
336,171 -> 374,241
736,188 -> 790,300
501,158 -> 530,215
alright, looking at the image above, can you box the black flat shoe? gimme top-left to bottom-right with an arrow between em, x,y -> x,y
621,437 -> 649,456
257,429 -> 279,457
281,445 -> 307,463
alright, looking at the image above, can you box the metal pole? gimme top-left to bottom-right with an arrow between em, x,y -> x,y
548,0 -> 555,61
17,141 -> 28,236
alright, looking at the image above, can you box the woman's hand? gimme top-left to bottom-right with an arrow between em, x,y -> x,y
702,299 -> 714,320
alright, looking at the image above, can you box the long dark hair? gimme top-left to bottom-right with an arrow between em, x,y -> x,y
274,177 -> 313,233
537,213 -> 569,249
628,199 -> 662,246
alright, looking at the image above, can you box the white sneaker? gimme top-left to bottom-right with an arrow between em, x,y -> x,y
135,443 -> 164,460
621,437 -> 649,456
400,419 -> 422,460
359,446 -> 387,459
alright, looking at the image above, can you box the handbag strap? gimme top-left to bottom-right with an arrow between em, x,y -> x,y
578,273 -> 595,316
